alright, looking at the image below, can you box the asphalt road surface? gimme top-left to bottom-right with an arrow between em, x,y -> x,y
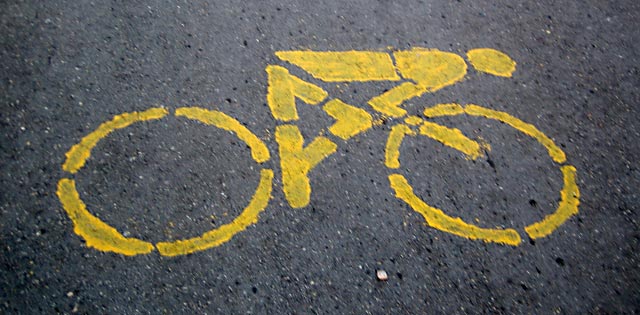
1,0 -> 639,314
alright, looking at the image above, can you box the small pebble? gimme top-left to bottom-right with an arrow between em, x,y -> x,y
67,291 -> 74,297
376,270 -> 388,281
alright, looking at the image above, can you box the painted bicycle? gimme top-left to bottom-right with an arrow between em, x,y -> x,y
57,48 -> 579,256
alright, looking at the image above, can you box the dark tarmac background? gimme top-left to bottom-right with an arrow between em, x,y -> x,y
1,0 -> 639,314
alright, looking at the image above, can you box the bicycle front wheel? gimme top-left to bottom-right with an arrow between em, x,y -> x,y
384,103 -> 579,246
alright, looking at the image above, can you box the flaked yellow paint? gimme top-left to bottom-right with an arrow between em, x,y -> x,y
467,48 -> 516,77
323,99 -> 373,140
62,108 -> 168,174
276,125 -> 337,208
419,121 -> 483,160
266,65 -> 328,121
367,82 -> 425,117
389,174 -> 522,246
404,115 -> 423,126
423,103 -> 465,117
385,124 -> 415,169
156,169 -> 274,256
56,178 -> 155,255
464,104 -> 566,163
276,51 -> 400,82
175,107 -> 270,163
525,165 -> 580,238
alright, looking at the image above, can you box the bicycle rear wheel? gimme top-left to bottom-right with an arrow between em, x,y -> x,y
57,107 -> 273,256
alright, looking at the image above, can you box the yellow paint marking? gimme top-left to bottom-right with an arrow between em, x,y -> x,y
156,169 -> 274,256
368,82 -> 425,117
423,103 -> 465,117
404,115 -> 423,126
389,103 -> 577,241
385,124 -> 415,169
276,49 -> 468,118
276,124 -> 337,208
175,107 -> 270,163
464,104 -> 566,163
56,48 -> 578,254
57,178 -> 154,255
419,121 -> 483,160
276,51 -> 400,82
467,48 -> 516,77
266,65 -> 328,121
59,107 -> 273,256
394,48 -> 467,90
389,174 -> 522,246
323,99 -> 373,140
367,49 -> 467,117
525,165 -> 580,238
62,108 -> 168,174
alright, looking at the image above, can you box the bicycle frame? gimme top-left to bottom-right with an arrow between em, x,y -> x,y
56,48 -> 579,256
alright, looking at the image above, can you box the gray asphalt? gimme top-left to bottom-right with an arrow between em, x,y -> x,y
1,0 -> 639,314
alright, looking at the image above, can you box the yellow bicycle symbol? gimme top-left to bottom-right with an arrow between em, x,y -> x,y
57,48 -> 579,256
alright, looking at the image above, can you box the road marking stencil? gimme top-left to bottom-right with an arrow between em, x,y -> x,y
57,47 -> 580,256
